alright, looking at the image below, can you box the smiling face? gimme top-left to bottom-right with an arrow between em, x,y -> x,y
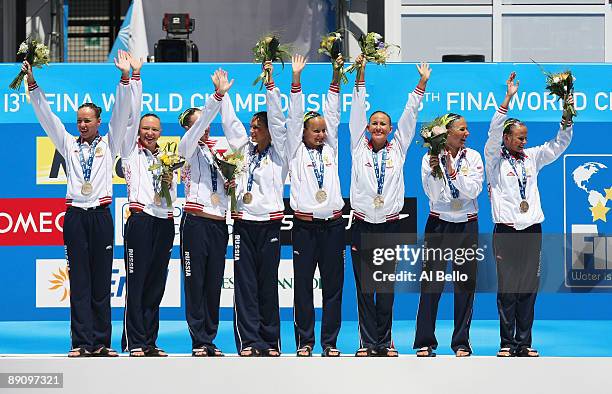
367,111 -> 392,150
303,116 -> 327,149
138,115 -> 162,152
504,124 -> 528,155
76,107 -> 101,142
445,117 -> 469,152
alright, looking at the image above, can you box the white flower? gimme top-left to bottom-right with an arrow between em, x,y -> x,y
553,77 -> 560,83
421,130 -> 432,139
432,125 -> 447,137
18,42 -> 28,54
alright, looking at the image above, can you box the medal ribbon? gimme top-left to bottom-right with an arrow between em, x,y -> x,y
198,144 -> 218,193
146,149 -> 162,194
78,135 -> 101,183
372,149 -> 387,195
501,146 -> 527,200
209,165 -> 218,193
307,147 -> 325,190
441,150 -> 466,199
247,144 -> 270,192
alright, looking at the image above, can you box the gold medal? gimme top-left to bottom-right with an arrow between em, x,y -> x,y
243,192 -> 253,204
520,200 -> 529,213
373,194 -> 384,208
210,192 -> 221,206
81,182 -> 93,196
451,200 -> 462,211
315,189 -> 327,203
95,146 -> 104,157
154,193 -> 162,206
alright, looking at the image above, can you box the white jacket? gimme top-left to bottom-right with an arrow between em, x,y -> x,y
29,77 -> 131,208
220,82 -> 287,221
349,81 -> 424,223
422,147 -> 484,223
286,83 -> 344,219
484,105 -> 573,230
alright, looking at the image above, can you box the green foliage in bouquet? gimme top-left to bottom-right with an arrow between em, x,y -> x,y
252,34 -> 292,89
148,142 -> 185,207
212,150 -> 245,212
533,61 -> 577,128
9,37 -> 50,90
318,31 -> 348,85
345,32 -> 399,75
419,114 -> 454,182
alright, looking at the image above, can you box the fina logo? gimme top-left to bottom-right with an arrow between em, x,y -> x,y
565,155 -> 612,287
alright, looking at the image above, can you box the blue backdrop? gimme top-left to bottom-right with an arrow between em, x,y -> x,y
1,62 -> 611,322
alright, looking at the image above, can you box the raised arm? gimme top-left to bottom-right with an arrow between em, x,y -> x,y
107,50 -> 133,156
286,54 -> 307,159
394,62 -> 430,154
349,54 -> 367,151
178,69 -> 231,158
484,72 -> 517,172
324,55 -> 342,154
263,61 -> 287,152
218,72 -> 248,151
23,61 -> 72,157
531,94 -> 574,171
120,61 -> 143,158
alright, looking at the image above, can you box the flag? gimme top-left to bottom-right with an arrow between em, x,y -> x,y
107,0 -> 149,62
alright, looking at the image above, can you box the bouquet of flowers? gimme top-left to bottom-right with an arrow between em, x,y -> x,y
211,149 -> 245,212
148,142 -> 185,206
345,32 -> 399,75
533,62 -> 577,127
252,34 -> 292,89
420,115 -> 453,181
9,37 -> 50,90
318,31 -> 348,85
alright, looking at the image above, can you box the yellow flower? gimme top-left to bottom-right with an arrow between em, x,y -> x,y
160,154 -> 171,166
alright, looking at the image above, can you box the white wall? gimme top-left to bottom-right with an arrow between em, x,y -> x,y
385,1 -> 612,62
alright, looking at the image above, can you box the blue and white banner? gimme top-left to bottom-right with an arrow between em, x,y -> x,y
2,62 -> 612,123
107,0 -> 149,62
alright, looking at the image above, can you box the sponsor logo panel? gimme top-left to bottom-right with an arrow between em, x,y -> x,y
564,154 -> 612,287
218,259 -> 323,308
0,198 -> 66,246
35,258 -> 181,307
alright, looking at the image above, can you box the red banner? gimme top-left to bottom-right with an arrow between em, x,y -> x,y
0,199 -> 66,246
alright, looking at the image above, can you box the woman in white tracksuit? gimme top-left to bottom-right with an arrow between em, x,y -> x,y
349,56 -> 430,356
25,52 -> 133,357
178,70 -> 234,357
414,112 -> 484,357
485,72 -> 573,357
219,65 -> 287,357
285,54 -> 345,357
